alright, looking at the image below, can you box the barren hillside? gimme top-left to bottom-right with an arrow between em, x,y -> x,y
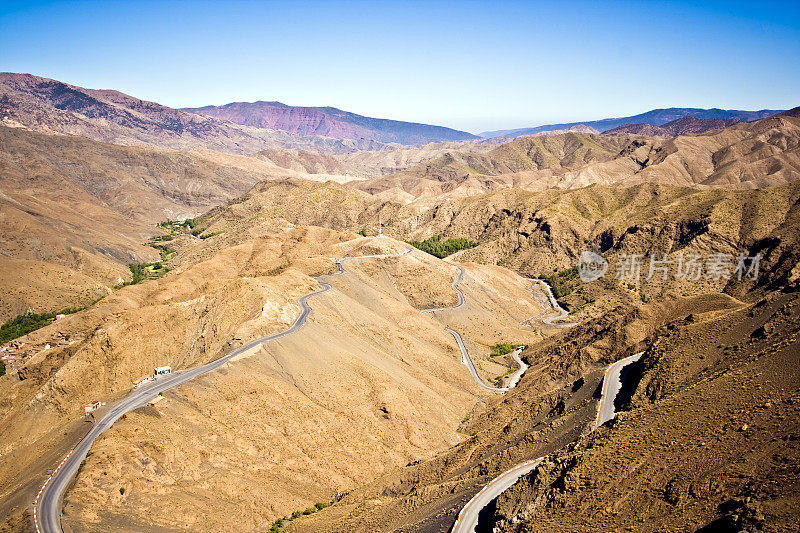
354,111 -> 800,201
1,70 -> 798,533
186,177 -> 800,299
481,107 -> 781,138
0,125 -> 301,319
489,288 -> 800,532
603,115 -> 741,136
0,229 -> 550,532
278,187 -> 800,532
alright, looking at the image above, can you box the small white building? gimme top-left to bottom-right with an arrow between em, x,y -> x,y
84,401 -> 105,415
154,366 -> 171,376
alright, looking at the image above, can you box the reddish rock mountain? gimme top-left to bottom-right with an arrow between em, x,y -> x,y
0,73 -> 440,153
183,101 -> 479,145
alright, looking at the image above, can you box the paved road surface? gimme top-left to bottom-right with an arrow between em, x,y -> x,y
452,349 -> 646,533
451,457 -> 544,533
34,248 -> 412,533
421,265 -> 527,392
421,265 -> 465,313
594,351 -> 644,428
536,279 -> 577,327
504,348 -> 529,390
445,328 -> 526,393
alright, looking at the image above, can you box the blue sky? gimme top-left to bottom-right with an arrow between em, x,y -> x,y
1,0 -> 798,133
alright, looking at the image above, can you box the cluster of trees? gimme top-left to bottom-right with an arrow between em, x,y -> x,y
407,234 -> 478,258
0,305 -> 87,344
116,260 -> 172,289
490,343 -> 522,357
544,265 -> 580,298
117,239 -> 177,289
158,217 -> 206,237
0,219 -> 186,349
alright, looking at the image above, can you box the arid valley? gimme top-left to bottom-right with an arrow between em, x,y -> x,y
1,2 -> 799,532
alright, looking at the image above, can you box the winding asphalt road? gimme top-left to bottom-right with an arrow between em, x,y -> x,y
33,248 -> 412,533
452,349 -> 645,533
34,248 -> 545,533
420,264 -> 528,393
446,328 -> 526,393
594,351 -> 644,428
451,457 -> 544,533
452,296 -> 644,532
536,279 -> 577,327
420,265 -> 465,313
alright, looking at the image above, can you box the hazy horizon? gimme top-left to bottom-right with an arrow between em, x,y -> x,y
2,0 -> 798,133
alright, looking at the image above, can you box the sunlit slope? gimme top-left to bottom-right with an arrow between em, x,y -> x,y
1,230 -> 545,532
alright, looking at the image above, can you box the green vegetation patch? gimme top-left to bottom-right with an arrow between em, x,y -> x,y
273,502 -> 328,531
407,234 -> 478,258
490,343 -> 522,357
116,260 -> 171,288
268,517 -> 284,533
115,227 -> 183,289
0,303 -> 95,345
148,234 -> 174,243
117,242 -> 175,288
158,217 -> 207,237
157,217 -> 220,239
543,265 -> 580,299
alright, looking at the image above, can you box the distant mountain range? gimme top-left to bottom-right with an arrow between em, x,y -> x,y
360,108 -> 800,202
480,107 -> 783,138
0,73 -> 477,153
603,115 -> 742,136
0,71 -> 789,154
183,101 -> 479,145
